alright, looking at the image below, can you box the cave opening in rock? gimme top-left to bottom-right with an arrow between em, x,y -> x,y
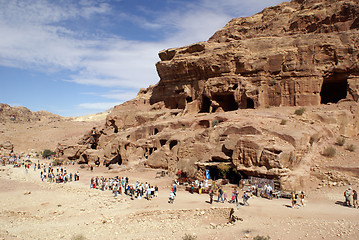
169,140 -> 178,150
154,128 -> 159,135
106,154 -> 122,167
90,142 -> 97,150
160,139 -> 167,146
149,147 -> 157,155
109,119 -> 118,133
199,95 -> 211,113
198,120 -> 210,128
186,96 -> 193,103
212,93 -> 238,112
246,98 -> 255,109
207,164 -> 244,184
320,73 -> 348,104
240,93 -> 255,109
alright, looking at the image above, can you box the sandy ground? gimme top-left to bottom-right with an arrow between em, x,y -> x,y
0,120 -> 102,153
0,160 -> 358,240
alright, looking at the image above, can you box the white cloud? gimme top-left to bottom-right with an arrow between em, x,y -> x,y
0,0 -> 286,115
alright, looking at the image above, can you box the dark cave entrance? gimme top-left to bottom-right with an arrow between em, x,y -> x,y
212,93 -> 238,112
106,154 -> 122,167
246,98 -> 255,109
240,93 -> 255,109
208,165 -> 244,184
199,95 -> 211,113
320,73 -> 348,104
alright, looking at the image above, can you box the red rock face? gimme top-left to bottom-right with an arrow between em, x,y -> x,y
152,0 -> 359,113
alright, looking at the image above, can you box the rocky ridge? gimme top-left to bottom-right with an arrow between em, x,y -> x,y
0,103 -> 63,123
55,0 -> 359,190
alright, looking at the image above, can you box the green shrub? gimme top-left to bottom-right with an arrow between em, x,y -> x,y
345,144 -> 356,152
212,119 -> 220,127
183,233 -> 197,240
322,146 -> 336,158
253,235 -> 271,240
280,119 -> 287,125
294,107 -> 306,116
335,137 -> 345,146
42,149 -> 56,158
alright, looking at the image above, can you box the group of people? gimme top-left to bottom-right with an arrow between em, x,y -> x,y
290,191 -> 306,208
1,155 -> 28,168
344,186 -> 358,208
39,163 -> 80,183
208,187 -> 250,206
90,176 -> 159,200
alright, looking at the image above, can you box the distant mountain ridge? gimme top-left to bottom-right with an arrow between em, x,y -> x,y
0,103 -> 63,123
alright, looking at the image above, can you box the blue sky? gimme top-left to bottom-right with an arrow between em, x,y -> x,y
0,0 -> 285,117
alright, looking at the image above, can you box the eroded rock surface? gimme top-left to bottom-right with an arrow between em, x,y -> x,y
151,0 -> 359,113
55,0 -> 359,190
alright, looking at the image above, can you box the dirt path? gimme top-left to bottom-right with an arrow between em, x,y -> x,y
0,161 -> 358,240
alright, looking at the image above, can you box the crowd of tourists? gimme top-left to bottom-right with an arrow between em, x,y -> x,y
90,176 -> 160,200
1,155 -> 24,167
39,163 -> 80,183
2,155 -> 359,209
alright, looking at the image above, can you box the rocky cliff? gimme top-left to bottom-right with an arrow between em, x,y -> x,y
56,0 -> 359,190
152,0 -> 359,113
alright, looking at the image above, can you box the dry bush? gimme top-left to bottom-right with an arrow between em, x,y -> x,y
253,235 -> 271,240
294,107 -> 306,116
71,234 -> 86,240
335,137 -> 345,146
322,146 -> 336,158
183,234 -> 197,240
280,119 -> 287,125
345,144 -> 356,152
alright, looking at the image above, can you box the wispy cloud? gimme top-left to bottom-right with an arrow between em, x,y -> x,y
0,0 -> 285,115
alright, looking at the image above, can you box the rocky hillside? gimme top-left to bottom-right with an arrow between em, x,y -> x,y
0,103 -> 63,123
56,0 -> 359,190
0,103 -> 104,154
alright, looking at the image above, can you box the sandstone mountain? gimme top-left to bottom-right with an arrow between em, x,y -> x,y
0,103 -> 104,155
54,0 -> 359,189
0,103 -> 63,123
152,0 -> 359,111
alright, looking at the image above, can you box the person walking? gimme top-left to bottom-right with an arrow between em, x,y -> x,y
209,188 -> 214,204
344,187 -> 352,207
217,187 -> 224,203
353,189 -> 358,208
243,191 -> 250,206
